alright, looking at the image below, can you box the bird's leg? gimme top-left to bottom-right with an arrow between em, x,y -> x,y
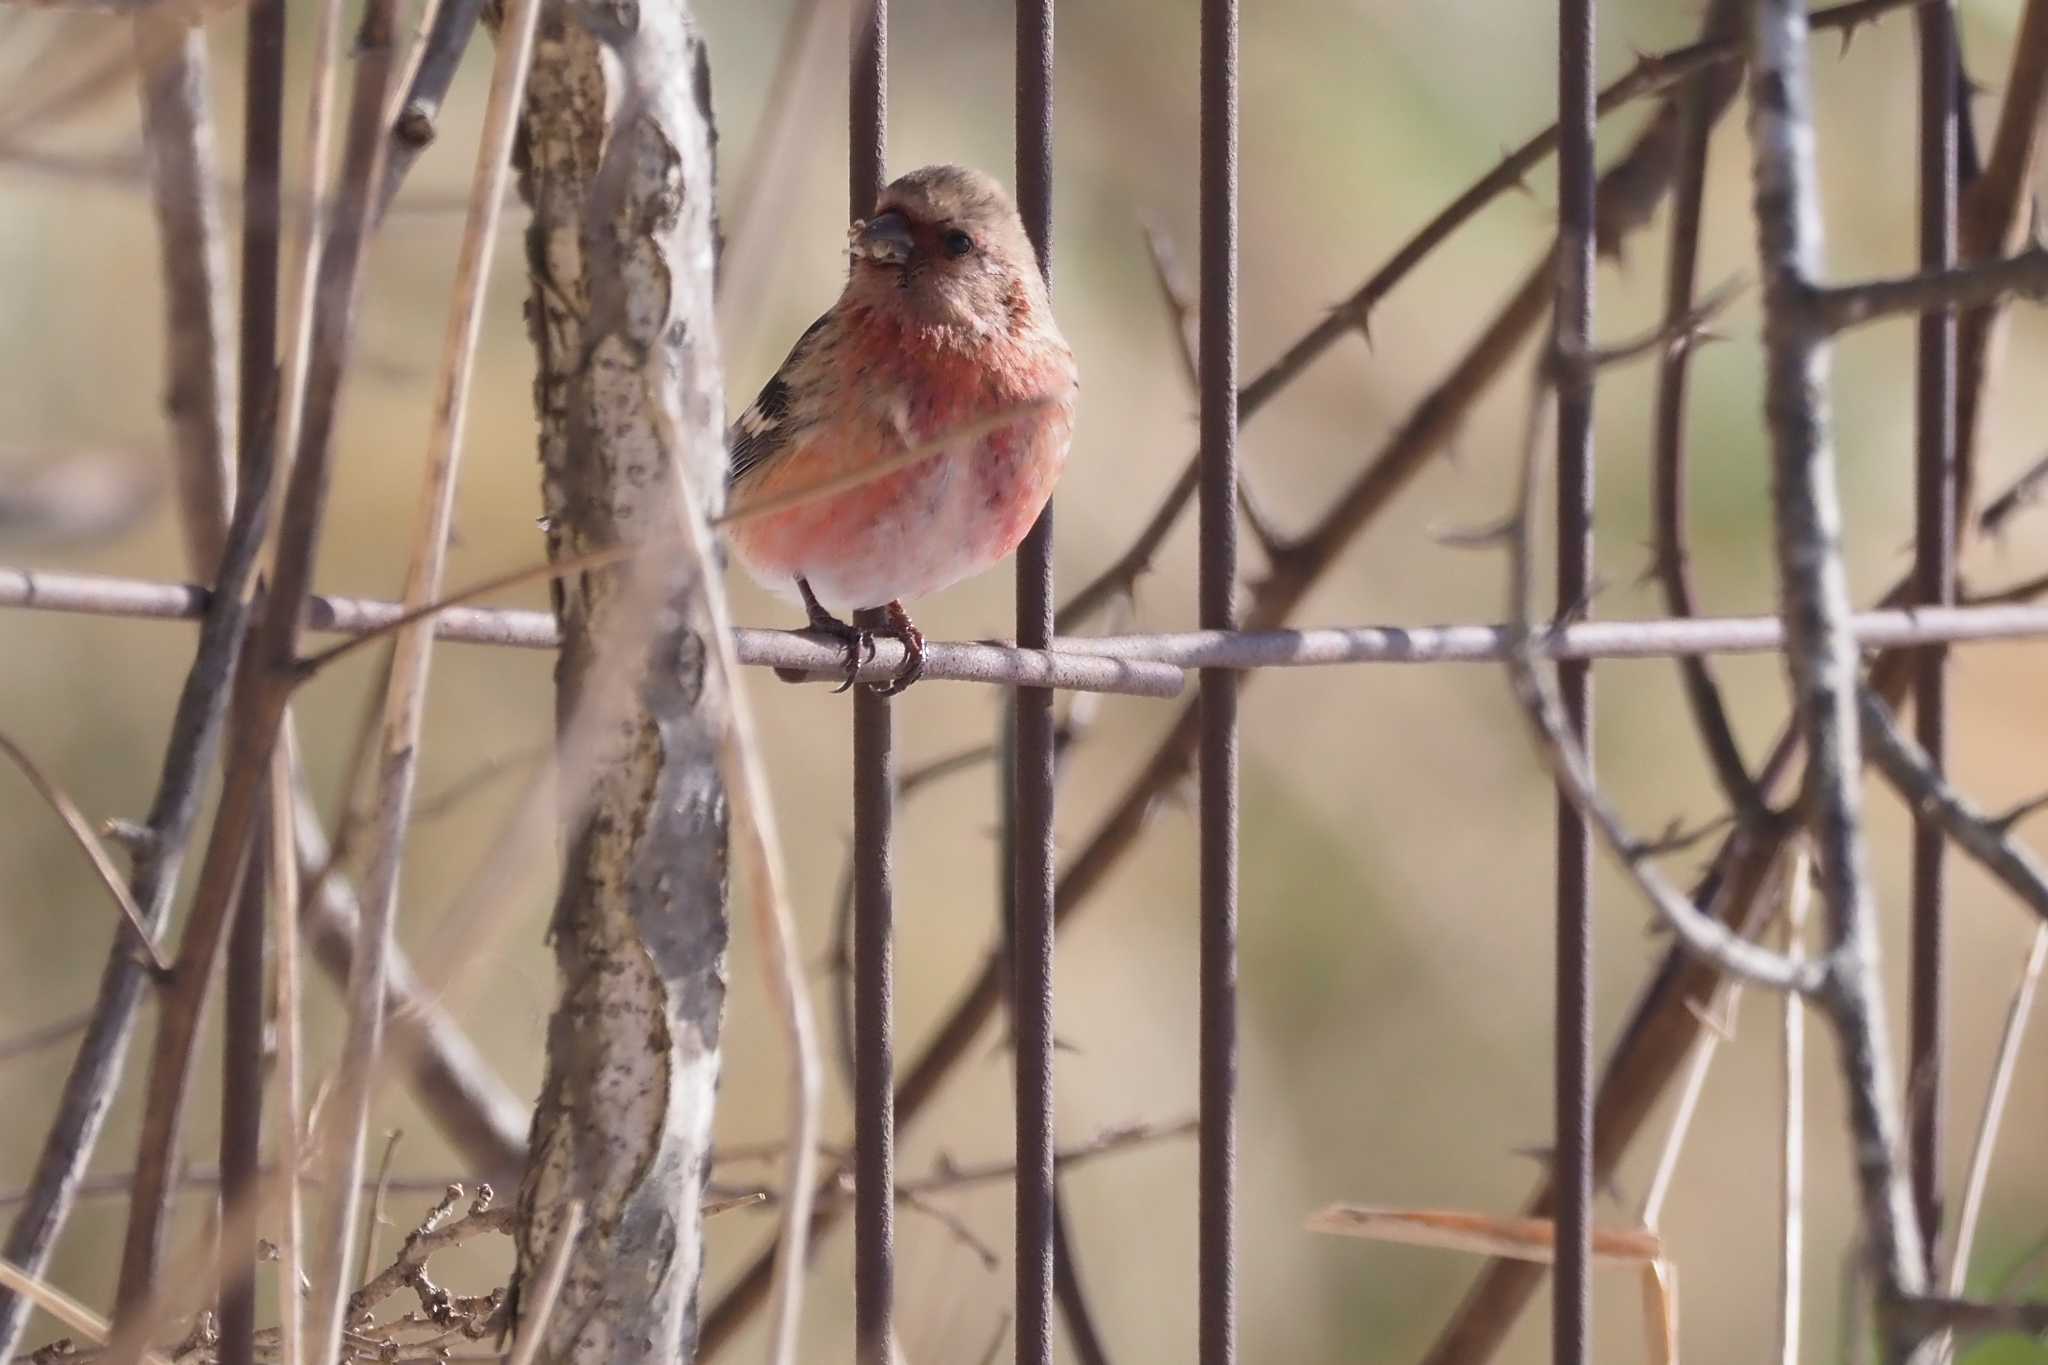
871,599 -> 926,695
796,577 -> 874,694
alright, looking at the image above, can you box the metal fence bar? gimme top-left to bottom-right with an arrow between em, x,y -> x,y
850,4 -> 893,1361
12,570 -> 2048,666
1909,0 -> 1959,1273
1553,1 -> 1597,1362
1013,2 -> 1058,1362
1198,1 -> 1239,1361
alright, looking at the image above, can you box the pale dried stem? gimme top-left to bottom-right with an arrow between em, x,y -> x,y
313,0 -> 540,1353
656,371 -> 821,1365
1945,927 -> 2048,1295
1636,966 -> 1742,1232
265,742 -> 305,1365
0,1257 -> 170,1365
715,0 -> 839,347
504,1202 -> 582,1365
1779,846 -> 1812,1365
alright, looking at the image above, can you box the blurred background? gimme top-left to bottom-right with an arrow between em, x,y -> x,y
3,0 -> 2048,1360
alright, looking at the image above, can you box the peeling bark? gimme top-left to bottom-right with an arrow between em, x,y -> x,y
513,3 -> 730,1362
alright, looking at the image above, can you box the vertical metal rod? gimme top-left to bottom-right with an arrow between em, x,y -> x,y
1013,3 -> 1057,1364
1909,0 -> 1958,1276
1553,0 -> 1597,1362
850,5 -> 892,1362
1197,1 -> 1238,1361
220,4 -> 283,1361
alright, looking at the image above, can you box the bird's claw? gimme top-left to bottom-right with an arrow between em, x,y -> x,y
794,581 -> 924,695
871,601 -> 925,696
797,578 -> 875,692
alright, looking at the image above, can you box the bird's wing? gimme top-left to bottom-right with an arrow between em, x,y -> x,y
728,311 -> 832,487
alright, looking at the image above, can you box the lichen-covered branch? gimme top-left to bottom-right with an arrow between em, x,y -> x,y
512,0 -> 731,1360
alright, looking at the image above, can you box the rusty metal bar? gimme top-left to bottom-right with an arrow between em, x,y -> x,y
850,3 -> 892,1361
1198,0 -> 1239,1361
1013,1 -> 1058,1363
1910,0 -> 1959,1274
1553,0 -> 1597,1361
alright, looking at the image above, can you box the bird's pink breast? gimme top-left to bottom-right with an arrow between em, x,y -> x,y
728,339 -> 1074,612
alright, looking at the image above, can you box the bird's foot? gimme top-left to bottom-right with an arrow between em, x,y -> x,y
871,600 -> 926,696
797,578 -> 875,693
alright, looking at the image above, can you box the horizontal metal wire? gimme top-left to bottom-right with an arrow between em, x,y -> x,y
7,566 -> 2047,684
0,567 -> 1182,698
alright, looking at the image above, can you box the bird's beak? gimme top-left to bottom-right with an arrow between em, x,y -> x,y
853,210 -> 915,267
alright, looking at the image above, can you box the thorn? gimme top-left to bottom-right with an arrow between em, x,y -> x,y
1432,512 -> 1519,551
1991,790 -> 2048,836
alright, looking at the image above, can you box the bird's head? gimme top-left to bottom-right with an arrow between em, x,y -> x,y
846,164 -> 1048,339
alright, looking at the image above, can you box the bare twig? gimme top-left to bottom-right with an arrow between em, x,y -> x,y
1809,240 -> 2048,332
131,5 -> 235,570
372,0 -> 485,222
1859,690 -> 2048,927
0,733 -> 167,972
1978,448 -> 2048,539
0,1011 -> 95,1067
1750,0 -> 1927,1325
1648,19 -> 1766,820
1501,377 -> 1820,993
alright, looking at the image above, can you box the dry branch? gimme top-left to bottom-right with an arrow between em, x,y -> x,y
1749,0 -> 1927,1328
509,1 -> 734,1360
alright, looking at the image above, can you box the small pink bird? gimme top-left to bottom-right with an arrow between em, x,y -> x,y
725,164 -> 1078,694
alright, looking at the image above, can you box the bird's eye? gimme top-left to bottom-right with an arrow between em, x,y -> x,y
942,229 -> 975,258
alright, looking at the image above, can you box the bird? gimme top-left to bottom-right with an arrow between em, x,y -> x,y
724,164 -> 1078,695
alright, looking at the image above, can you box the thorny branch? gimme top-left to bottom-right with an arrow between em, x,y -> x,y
1749,0 -> 1927,1335
1502,371 -> 1824,995
1809,239 -> 2048,333
1859,690 -> 2048,927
